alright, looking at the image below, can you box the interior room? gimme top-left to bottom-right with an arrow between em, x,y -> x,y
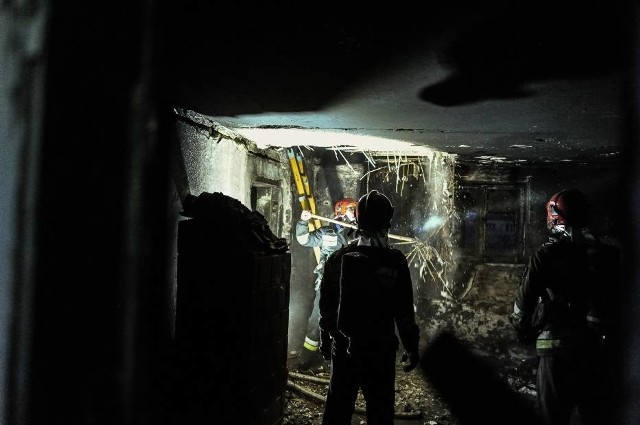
1,1 -> 637,425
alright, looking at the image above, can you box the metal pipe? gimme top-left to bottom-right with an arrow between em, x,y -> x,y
308,213 -> 419,243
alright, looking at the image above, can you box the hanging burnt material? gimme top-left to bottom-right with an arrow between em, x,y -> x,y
360,152 -> 461,298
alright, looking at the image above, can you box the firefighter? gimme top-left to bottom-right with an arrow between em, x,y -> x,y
294,198 -> 358,371
319,190 -> 420,425
510,188 -> 621,425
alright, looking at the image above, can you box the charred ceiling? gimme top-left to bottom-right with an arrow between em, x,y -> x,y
164,1 -> 632,166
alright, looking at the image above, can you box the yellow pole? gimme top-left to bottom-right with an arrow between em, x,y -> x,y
287,148 -> 321,262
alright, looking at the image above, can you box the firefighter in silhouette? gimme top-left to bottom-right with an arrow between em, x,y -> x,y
510,188 -> 621,425
319,190 -> 420,425
295,198 -> 358,370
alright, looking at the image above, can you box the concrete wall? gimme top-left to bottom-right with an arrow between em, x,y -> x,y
176,119 -> 251,204
171,112 -> 293,338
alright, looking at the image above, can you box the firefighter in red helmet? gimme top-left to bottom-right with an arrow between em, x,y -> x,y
334,198 -> 359,220
545,188 -> 589,233
510,188 -> 621,425
319,190 -> 420,425
294,197 -> 358,371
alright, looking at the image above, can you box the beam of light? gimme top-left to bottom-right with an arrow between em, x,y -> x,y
421,215 -> 445,232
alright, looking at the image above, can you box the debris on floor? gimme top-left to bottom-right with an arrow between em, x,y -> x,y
283,347 -> 536,425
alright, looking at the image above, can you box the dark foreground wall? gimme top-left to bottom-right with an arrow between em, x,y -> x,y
174,194 -> 290,425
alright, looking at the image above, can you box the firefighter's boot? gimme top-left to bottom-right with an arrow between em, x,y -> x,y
297,347 -> 326,373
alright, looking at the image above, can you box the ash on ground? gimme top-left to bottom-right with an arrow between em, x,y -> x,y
284,353 -> 536,425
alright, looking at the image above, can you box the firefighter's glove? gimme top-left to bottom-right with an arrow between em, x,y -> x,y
320,331 -> 332,361
401,350 -> 419,372
510,311 -> 536,345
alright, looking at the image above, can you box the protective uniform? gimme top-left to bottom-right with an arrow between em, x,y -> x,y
319,190 -> 420,425
510,189 -> 620,425
295,200 -> 357,360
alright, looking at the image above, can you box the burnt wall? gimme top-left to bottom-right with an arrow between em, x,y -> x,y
419,161 -> 623,369
456,162 -> 623,255
290,156 -> 622,370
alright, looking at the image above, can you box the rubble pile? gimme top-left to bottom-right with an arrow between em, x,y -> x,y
180,191 -> 289,254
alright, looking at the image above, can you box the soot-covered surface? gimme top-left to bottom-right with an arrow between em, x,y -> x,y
283,264 -> 538,424
284,346 -> 536,425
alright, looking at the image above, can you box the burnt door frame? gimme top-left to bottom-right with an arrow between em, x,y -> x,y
456,179 -> 530,264
251,178 -> 284,237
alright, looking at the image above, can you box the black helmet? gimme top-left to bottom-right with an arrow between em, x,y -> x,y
546,188 -> 589,230
356,190 -> 394,230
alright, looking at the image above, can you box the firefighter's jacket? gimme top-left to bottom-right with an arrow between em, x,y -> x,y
510,230 -> 620,355
295,219 -> 355,290
318,242 -> 420,357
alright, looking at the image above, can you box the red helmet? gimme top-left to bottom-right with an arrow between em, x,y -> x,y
546,188 -> 589,230
334,198 -> 358,217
